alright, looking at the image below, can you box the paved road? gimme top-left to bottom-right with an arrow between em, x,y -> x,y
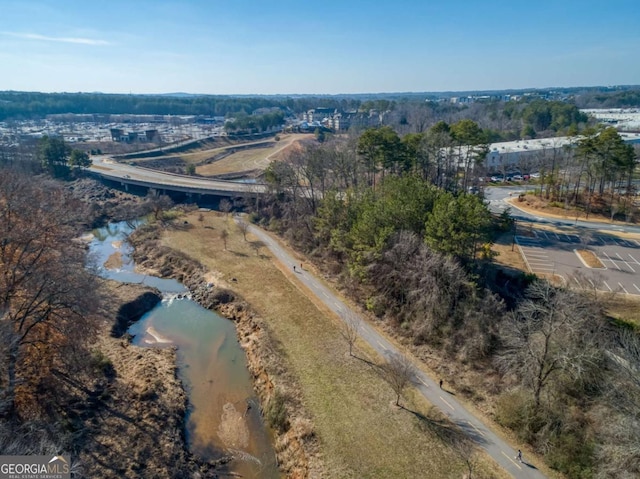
246,220 -> 547,479
485,186 -> 640,235
89,156 -> 267,195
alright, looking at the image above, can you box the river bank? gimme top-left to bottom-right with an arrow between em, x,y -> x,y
80,280 -> 222,478
128,220 -> 320,478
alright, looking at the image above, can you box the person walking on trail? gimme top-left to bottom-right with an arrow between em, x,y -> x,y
439,379 -> 443,389
293,265 -> 296,272
516,449 -> 523,463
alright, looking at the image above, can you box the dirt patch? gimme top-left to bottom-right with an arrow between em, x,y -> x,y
104,251 -> 123,269
217,402 -> 250,449
576,249 -> 605,268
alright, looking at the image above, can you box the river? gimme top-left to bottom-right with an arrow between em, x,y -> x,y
89,221 -> 280,478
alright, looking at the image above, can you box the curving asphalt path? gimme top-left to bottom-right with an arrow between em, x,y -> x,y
244,220 -> 547,479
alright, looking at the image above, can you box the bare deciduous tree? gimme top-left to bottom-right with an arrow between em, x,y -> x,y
249,240 -> 264,256
380,353 -> 414,407
237,218 -> 250,241
497,280 -> 605,407
220,229 -> 229,250
145,190 -> 173,221
339,310 -> 361,357
219,198 -> 232,219
0,169 -> 100,417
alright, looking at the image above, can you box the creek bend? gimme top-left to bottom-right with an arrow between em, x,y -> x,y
89,221 -> 280,478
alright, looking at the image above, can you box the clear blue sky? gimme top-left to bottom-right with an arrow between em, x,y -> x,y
1,0 -> 639,95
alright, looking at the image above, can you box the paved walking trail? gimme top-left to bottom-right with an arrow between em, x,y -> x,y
247,221 -> 548,479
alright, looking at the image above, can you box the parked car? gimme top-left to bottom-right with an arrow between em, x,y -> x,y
512,174 -> 523,181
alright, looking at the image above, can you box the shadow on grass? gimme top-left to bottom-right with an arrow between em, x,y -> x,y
399,404 -> 489,447
350,353 -> 378,368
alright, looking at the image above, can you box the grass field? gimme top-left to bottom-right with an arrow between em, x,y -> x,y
128,134 -> 312,177
196,133 -> 313,176
160,211 -> 508,479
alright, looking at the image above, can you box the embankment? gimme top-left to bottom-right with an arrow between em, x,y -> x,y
129,223 -> 321,478
81,280 -> 222,478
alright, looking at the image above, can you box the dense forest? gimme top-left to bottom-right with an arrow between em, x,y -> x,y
249,129 -> 640,478
0,91 -> 362,121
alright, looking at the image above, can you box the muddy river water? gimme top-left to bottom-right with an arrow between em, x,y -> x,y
89,221 -> 280,478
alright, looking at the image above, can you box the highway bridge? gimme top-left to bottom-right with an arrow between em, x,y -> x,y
88,156 -> 268,199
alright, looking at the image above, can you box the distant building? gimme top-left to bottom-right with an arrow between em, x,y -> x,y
110,127 -> 160,143
110,128 -> 125,142
303,108 -> 337,123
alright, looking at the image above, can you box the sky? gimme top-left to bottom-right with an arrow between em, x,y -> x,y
0,0 -> 639,95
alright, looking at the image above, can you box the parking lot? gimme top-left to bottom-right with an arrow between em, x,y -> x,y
515,229 -> 640,296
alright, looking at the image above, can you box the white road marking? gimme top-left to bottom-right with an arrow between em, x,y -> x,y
376,340 -> 387,351
418,377 -> 430,388
619,283 -> 629,294
439,395 -> 455,411
629,254 -> 640,265
334,302 -> 342,310
634,284 -> 640,293
634,240 -> 640,247
573,277 -> 581,285
322,291 -> 330,298
501,451 -> 523,470
589,279 -> 595,287
616,253 -> 636,272
603,251 -> 620,270
604,281 -> 613,292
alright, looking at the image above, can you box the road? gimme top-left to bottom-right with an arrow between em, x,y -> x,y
485,186 -> 640,235
245,220 -> 547,479
89,155 -> 267,195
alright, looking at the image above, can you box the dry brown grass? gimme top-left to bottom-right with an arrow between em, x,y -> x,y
76,281 -> 213,478
492,233 -> 528,272
508,194 -> 639,225
604,295 -> 640,328
576,249 -> 605,268
160,211 -> 509,479
196,134 -> 313,176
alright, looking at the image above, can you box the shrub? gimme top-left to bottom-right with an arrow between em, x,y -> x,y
90,350 -> 114,377
265,389 -> 289,433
